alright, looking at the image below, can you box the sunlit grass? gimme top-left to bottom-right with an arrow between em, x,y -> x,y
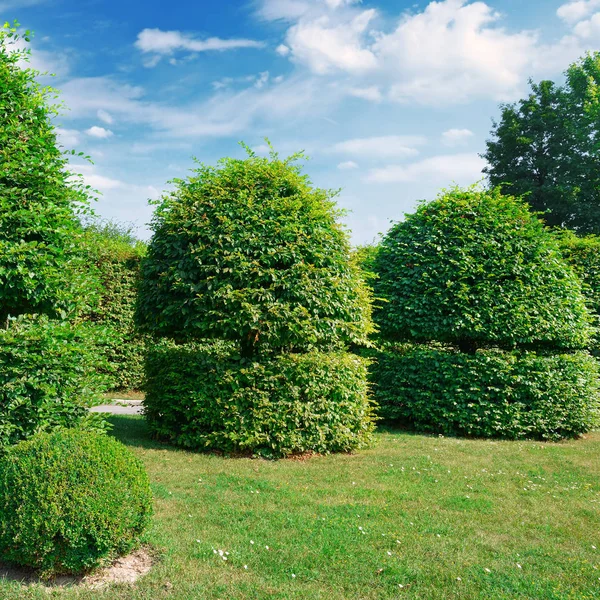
2,416 -> 599,599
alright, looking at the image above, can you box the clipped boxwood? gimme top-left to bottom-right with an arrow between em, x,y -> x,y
0,429 -> 152,576
0,316 -> 108,449
374,345 -> 600,440
145,342 -> 375,458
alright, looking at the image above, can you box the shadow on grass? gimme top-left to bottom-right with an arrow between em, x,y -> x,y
106,415 -> 166,450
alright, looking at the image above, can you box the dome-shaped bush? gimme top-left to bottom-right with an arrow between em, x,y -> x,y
373,187 -> 599,439
0,429 -> 152,576
136,149 -> 373,357
374,187 -> 593,351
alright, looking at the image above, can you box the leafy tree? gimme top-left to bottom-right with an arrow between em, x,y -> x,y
0,22 -> 94,325
137,147 -> 374,358
483,53 -> 600,234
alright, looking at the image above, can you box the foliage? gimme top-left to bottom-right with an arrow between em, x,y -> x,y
483,52 -> 600,234
0,316 -> 108,450
144,341 -> 375,458
374,187 -> 593,352
82,220 -> 147,390
555,229 -> 600,354
0,22 -> 97,324
0,429 -> 152,576
373,345 -> 599,440
137,149 -> 374,358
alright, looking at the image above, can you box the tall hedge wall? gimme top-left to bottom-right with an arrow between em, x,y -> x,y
82,222 -> 147,391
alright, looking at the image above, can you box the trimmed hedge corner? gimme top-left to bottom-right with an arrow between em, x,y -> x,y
0,429 -> 152,577
374,345 -> 600,440
145,342 -> 375,458
0,316 -> 108,450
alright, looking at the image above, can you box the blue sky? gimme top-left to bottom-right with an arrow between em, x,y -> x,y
4,0 -> 600,243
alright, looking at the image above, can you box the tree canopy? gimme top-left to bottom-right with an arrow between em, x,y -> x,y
482,52 -> 600,234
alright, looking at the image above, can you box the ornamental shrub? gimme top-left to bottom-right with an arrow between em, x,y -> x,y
82,220 -> 147,390
373,187 -> 598,438
0,316 -> 108,450
137,148 -> 375,457
0,429 -> 152,576
0,23 -> 97,324
145,341 -> 375,458
374,345 -> 599,440
556,230 -> 600,355
374,187 -> 593,352
136,148 -> 374,357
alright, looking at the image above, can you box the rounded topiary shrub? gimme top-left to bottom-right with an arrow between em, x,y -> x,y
374,187 -> 593,351
137,148 -> 375,457
373,187 -> 598,439
0,429 -> 152,576
145,342 -> 375,458
374,345 -> 600,440
136,148 -> 373,356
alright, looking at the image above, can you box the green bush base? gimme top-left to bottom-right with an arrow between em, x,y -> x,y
145,343 -> 376,458
0,429 -> 152,577
374,345 -> 600,440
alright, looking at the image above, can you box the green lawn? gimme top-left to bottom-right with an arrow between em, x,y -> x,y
2,417 -> 600,599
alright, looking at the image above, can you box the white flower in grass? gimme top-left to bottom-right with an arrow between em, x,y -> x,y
250,540 -> 254,544
292,574 -> 296,578
517,564 -> 522,569
484,568 -> 491,573
244,565 -> 248,569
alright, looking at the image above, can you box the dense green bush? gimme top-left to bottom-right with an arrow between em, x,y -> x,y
0,429 -> 152,576
138,148 -> 375,457
137,148 -> 373,357
0,316 -> 108,449
374,187 -> 593,352
556,230 -> 600,355
373,187 -> 598,439
0,23 -> 97,324
145,341 -> 374,458
83,220 -> 147,390
374,345 -> 599,440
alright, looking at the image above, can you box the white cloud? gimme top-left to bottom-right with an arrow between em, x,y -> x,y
97,109 -> 114,125
365,153 -> 486,184
276,43 -> 291,56
55,128 -> 80,148
135,28 -> 265,66
573,11 -> 600,37
85,125 -> 114,139
284,9 -> 378,74
349,86 -> 382,101
337,160 -> 359,170
331,135 -> 427,159
557,0 -> 600,24
442,128 -> 474,146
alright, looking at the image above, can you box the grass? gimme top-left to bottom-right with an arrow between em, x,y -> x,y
1,417 -> 600,599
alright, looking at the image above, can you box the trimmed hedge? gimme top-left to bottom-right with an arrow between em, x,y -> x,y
0,316 -> 108,450
374,345 -> 600,440
145,342 -> 375,458
83,222 -> 147,390
374,187 -> 593,351
556,230 -> 600,355
0,429 -> 152,576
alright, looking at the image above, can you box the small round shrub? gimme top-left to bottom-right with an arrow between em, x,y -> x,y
374,187 -> 593,350
0,429 -> 152,576
374,345 -> 600,440
144,342 -> 375,458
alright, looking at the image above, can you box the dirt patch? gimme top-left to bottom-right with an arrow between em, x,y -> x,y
0,546 -> 155,589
